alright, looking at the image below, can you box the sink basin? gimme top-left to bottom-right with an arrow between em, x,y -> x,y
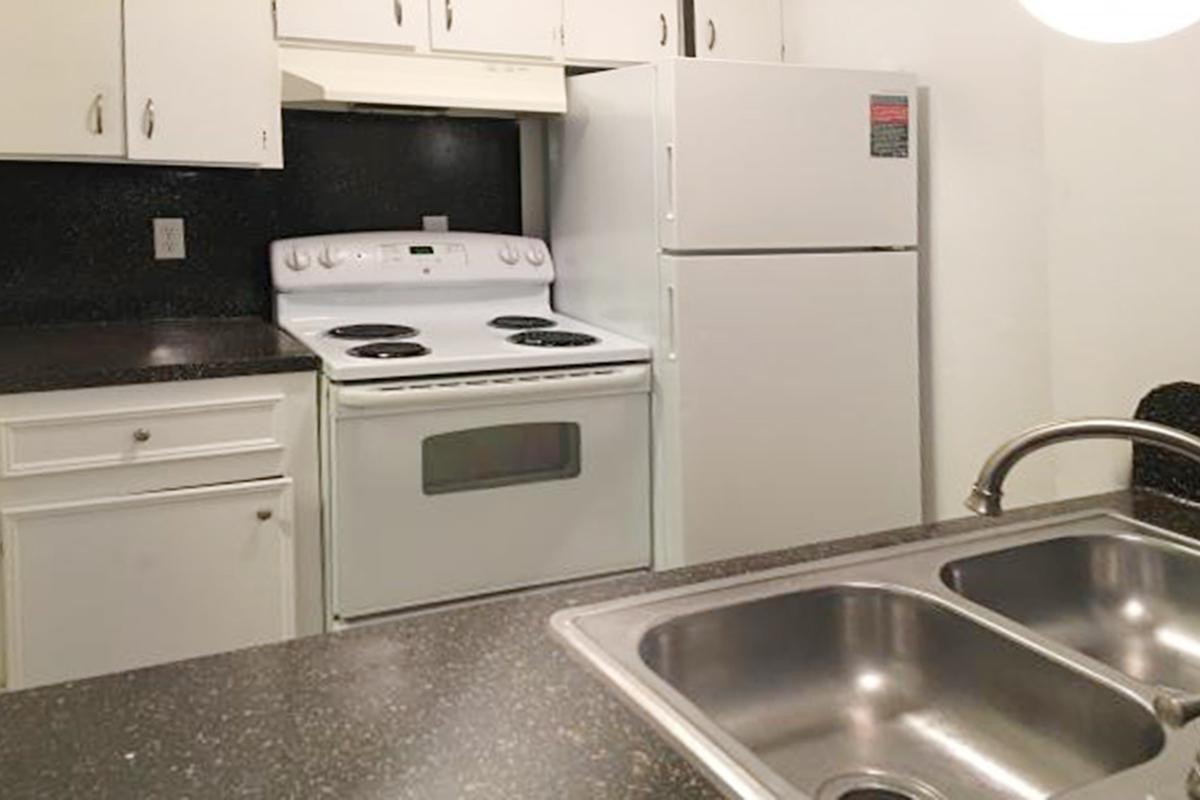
553,513 -> 1187,799
639,586 -> 1160,800
944,533 -> 1200,692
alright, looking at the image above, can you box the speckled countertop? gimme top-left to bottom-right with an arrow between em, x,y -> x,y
0,490 -> 1195,799
0,317 -> 318,395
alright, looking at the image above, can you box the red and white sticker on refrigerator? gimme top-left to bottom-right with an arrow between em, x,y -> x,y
870,95 -> 910,159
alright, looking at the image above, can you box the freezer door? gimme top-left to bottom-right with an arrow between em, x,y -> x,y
657,60 -> 918,251
656,252 -> 921,568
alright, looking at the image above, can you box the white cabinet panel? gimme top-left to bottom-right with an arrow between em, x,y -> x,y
276,0 -> 428,50
0,0 -> 125,158
3,480 -> 295,689
563,0 -> 678,65
659,252 -> 921,566
430,0 -> 562,60
124,0 -> 280,165
692,0 -> 782,62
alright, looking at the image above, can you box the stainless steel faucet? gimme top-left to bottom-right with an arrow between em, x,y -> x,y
965,418 -> 1200,517
967,417 -> 1200,795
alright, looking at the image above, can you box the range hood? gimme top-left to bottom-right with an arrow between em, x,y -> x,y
279,45 -> 566,115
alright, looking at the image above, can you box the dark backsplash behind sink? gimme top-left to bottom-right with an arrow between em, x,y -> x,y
0,110 -> 522,326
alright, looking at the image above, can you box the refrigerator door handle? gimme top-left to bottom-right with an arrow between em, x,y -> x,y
665,143 -> 677,222
666,284 -> 679,361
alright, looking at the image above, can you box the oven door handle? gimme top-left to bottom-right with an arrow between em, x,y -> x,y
335,365 -> 651,412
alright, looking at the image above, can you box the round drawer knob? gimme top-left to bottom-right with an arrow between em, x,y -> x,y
257,510 -> 274,522
133,428 -> 151,443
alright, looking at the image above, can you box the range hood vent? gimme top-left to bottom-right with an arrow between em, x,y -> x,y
279,45 -> 566,115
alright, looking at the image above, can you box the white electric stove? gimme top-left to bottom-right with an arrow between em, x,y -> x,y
271,231 -> 652,623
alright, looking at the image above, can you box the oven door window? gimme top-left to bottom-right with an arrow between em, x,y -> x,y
422,423 -> 582,496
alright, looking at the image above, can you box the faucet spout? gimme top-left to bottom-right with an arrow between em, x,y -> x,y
965,418 -> 1200,517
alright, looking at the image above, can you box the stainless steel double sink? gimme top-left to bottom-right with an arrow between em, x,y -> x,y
551,512 -> 1200,799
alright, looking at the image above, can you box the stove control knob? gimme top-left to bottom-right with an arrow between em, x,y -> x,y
285,249 -> 312,272
526,247 -> 546,267
499,243 -> 521,265
318,246 -> 346,269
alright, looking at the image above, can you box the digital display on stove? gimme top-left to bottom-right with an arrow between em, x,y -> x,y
409,245 -> 436,255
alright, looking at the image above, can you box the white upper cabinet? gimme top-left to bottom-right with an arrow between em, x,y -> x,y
124,0 -> 281,165
563,0 -> 679,65
276,0 -> 429,50
0,0 -> 279,167
692,0 -> 782,62
429,0 -> 563,60
0,0 -> 125,158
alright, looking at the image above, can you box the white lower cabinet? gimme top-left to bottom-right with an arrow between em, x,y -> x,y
3,480 -> 294,689
0,373 -> 320,690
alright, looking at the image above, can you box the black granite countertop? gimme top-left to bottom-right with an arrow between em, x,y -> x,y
0,490 -> 1195,799
0,317 -> 318,394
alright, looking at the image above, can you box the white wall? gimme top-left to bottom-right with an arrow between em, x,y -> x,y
1043,26 -> 1200,498
783,0 -> 1058,519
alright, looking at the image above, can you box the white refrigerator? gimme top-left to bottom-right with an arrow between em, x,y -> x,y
550,58 -> 922,569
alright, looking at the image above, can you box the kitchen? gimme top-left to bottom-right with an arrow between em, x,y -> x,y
3,1 -> 1200,798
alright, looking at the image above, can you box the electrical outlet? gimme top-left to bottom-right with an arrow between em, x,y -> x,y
153,218 -> 186,261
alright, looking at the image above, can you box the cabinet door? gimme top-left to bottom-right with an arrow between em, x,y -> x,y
123,0 -> 280,165
563,0 -> 678,65
3,479 -> 295,689
692,0 -> 782,62
430,0 -> 562,60
0,0 -> 125,158
276,0 -> 428,50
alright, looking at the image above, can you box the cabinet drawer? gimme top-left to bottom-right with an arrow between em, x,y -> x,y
1,395 -> 283,478
2,479 -> 295,688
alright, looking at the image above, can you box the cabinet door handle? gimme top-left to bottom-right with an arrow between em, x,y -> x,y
91,93 -> 104,136
133,428 -> 151,443
660,13 -> 669,47
143,99 -> 156,140
707,18 -> 717,51
393,0 -> 403,26
445,0 -> 453,30
257,509 -> 274,522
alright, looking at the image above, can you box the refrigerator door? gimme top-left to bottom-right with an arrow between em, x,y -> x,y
656,60 -> 918,252
656,251 -> 921,568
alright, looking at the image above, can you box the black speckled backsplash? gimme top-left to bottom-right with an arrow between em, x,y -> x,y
0,110 -> 522,326
1135,382 -> 1200,503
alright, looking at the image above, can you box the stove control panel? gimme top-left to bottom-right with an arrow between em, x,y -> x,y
270,232 -> 552,293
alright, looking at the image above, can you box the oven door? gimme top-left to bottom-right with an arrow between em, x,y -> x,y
329,364 -> 651,619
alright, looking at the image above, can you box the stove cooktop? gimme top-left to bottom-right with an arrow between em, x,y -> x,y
272,231 -> 650,382
280,309 -> 648,382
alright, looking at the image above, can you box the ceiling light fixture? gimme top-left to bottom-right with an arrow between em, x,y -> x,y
1020,0 -> 1200,42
